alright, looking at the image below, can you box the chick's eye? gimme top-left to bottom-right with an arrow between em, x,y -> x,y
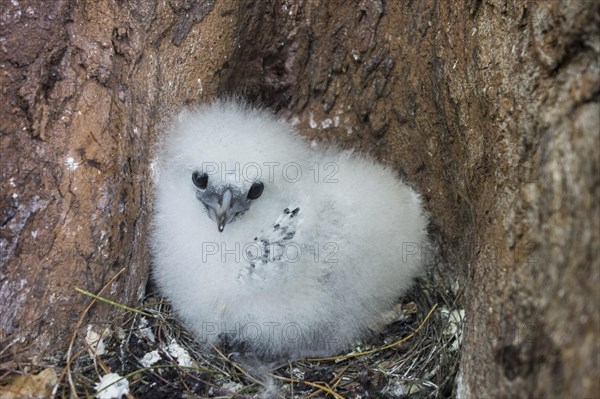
192,171 -> 208,189
247,181 -> 264,200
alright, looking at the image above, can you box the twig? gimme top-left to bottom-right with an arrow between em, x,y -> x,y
74,287 -> 154,317
306,303 -> 438,362
269,373 -> 346,399
51,267 -> 127,399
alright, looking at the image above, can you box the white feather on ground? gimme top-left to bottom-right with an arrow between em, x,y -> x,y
151,100 -> 430,359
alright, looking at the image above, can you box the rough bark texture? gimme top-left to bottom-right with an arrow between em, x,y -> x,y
0,0 -> 236,364
1,0 -> 598,397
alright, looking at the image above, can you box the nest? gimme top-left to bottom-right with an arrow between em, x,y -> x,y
1,252 -> 464,399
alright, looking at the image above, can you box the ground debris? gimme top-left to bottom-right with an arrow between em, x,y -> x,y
1,260 -> 462,398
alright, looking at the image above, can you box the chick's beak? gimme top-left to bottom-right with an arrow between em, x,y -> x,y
218,214 -> 226,232
215,188 -> 233,233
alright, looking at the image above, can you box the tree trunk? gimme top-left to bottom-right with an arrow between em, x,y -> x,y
1,0 -> 598,397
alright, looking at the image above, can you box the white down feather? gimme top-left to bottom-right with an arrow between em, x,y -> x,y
151,100 -> 430,359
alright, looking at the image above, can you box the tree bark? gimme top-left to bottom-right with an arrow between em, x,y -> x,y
1,0 -> 598,397
0,0 -> 235,364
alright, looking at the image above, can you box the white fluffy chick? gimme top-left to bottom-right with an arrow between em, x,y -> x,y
151,100 -> 430,359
